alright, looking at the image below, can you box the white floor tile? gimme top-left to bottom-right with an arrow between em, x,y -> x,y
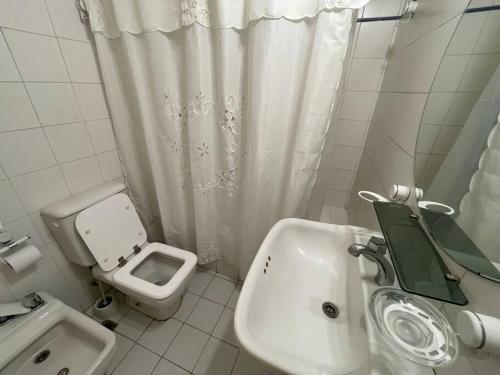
193,337 -> 238,375
213,308 -> 239,347
189,269 -> 215,295
227,285 -> 241,310
174,292 -> 200,322
108,333 -> 134,373
231,349 -> 276,375
138,318 -> 183,356
112,344 -> 160,375
116,309 -> 152,341
165,324 -> 210,372
203,277 -> 235,305
187,298 -> 224,334
152,359 -> 190,375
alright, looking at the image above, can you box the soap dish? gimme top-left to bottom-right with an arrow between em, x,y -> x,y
368,287 -> 458,368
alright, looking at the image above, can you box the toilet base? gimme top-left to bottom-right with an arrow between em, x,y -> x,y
125,295 -> 181,320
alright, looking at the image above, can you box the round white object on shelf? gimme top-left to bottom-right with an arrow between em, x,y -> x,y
415,187 -> 424,201
418,201 -> 455,215
458,311 -> 500,356
457,311 -> 485,349
358,190 -> 389,203
389,185 -> 411,202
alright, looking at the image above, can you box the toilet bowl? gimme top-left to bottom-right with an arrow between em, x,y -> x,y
41,183 -> 197,320
92,242 -> 197,319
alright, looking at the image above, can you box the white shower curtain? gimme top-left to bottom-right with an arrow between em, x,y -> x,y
85,0 -> 368,276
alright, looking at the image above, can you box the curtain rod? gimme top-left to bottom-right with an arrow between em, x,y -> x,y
357,4 -> 500,23
464,4 -> 500,13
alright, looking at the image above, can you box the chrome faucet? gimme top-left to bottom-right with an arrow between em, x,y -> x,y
348,236 -> 395,286
0,292 -> 44,326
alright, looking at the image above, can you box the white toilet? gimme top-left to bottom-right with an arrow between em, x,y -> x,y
41,182 -> 197,320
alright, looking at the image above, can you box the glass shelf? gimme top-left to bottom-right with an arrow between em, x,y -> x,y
373,202 -> 468,306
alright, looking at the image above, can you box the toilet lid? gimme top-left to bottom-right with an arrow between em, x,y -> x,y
75,193 -> 147,271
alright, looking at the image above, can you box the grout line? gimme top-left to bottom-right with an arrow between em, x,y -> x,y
0,25 -> 95,44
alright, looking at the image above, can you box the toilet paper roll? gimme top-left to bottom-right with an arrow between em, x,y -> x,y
2,245 -> 42,272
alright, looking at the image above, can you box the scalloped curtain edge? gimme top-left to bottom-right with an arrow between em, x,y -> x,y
86,0 -> 370,39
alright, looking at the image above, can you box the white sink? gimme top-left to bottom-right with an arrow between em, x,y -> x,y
0,292 -> 116,375
234,219 -> 433,375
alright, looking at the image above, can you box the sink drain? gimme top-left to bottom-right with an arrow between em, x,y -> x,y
322,302 -> 339,319
57,368 -> 70,375
33,350 -> 50,364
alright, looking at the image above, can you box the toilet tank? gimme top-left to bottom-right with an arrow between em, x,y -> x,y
41,182 -> 127,267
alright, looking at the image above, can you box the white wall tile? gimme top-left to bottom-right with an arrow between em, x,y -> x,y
3,30 -> 68,82
97,150 -> 122,181
416,125 -> 440,154
11,166 -> 70,213
371,92 -> 427,155
0,0 -> 121,313
362,0 -> 403,18
335,119 -> 368,147
0,0 -> 54,35
45,123 -> 94,163
392,0 -> 469,51
326,168 -> 355,192
0,82 -> 39,132
341,91 -> 376,121
444,92 -> 480,126
473,11 -> 500,54
45,0 -> 92,42
432,55 -> 470,92
382,18 -> 460,93
0,180 -> 26,223
86,119 -> 116,153
346,59 -> 385,92
422,92 -> 454,125
73,84 -> 110,120
330,145 -> 361,171
432,125 -> 461,155
0,128 -> 56,177
61,156 -> 104,194
447,13 -> 486,55
30,212 -> 54,243
59,39 -> 101,83
459,54 -> 500,93
364,125 -> 414,194
26,83 -> 82,125
354,21 -> 396,58
324,189 -> 348,208
0,33 -> 20,81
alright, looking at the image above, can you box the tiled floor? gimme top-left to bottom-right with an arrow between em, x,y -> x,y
87,269 -> 277,375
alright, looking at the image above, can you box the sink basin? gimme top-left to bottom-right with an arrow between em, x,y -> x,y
235,219 -> 371,374
0,292 -> 116,375
234,219 -> 435,375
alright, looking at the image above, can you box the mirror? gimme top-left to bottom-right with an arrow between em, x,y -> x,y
414,3 -> 500,281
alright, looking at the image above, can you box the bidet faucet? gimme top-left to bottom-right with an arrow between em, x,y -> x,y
348,236 -> 395,287
0,292 -> 44,325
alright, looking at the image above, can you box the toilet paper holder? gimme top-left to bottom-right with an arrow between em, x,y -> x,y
0,234 -> 32,261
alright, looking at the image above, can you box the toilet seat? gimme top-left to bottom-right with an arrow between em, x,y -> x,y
75,192 -> 197,302
113,242 -> 197,300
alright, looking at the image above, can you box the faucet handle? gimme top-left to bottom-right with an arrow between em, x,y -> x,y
22,292 -> 43,310
367,236 -> 387,255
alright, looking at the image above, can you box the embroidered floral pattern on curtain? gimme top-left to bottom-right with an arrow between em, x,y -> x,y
86,0 -> 367,275
159,92 -> 244,199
